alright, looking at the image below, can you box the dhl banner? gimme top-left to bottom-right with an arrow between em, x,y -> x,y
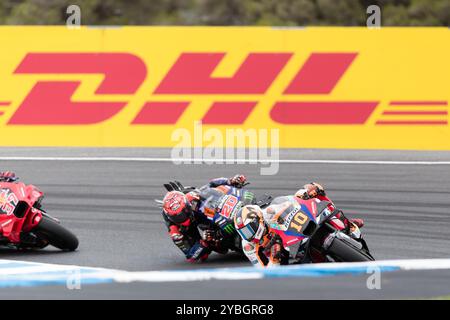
0,27 -> 448,149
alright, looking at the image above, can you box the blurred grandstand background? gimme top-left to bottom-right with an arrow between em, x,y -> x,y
0,0 -> 448,26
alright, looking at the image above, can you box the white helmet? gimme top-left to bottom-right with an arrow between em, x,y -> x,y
234,205 -> 266,243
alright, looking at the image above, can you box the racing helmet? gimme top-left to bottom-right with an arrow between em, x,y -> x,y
234,205 -> 266,243
162,191 -> 193,226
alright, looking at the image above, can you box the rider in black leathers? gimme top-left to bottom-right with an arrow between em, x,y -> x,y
161,175 -> 254,262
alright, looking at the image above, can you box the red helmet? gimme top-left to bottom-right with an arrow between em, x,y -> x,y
162,191 -> 192,226
0,171 -> 17,182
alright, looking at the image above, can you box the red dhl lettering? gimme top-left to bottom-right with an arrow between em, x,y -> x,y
154,53 -> 292,94
3,52 -> 447,126
9,53 -> 146,125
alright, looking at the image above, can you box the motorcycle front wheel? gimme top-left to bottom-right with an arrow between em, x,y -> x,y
33,216 -> 79,251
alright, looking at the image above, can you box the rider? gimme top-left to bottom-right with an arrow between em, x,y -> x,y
234,182 -> 364,267
161,174 -> 249,263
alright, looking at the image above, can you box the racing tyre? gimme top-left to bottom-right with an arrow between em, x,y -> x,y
34,216 -> 79,251
327,236 -> 374,262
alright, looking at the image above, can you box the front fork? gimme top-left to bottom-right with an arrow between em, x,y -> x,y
305,220 -> 370,263
22,207 -> 44,233
322,223 -> 372,256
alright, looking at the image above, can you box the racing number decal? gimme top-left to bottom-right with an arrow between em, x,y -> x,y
0,189 -> 18,216
290,212 -> 308,233
220,195 -> 238,219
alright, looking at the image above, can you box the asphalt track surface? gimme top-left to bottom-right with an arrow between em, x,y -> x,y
0,148 -> 450,299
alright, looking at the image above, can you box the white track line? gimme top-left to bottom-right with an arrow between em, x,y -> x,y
2,258 -> 450,285
0,157 -> 449,165
113,271 -> 263,283
102,258 -> 450,283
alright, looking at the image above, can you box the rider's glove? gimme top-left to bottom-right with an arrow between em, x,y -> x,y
295,188 -> 310,200
170,232 -> 188,252
229,174 -> 247,188
298,182 -> 326,199
310,182 -> 326,196
203,230 -> 215,242
171,233 -> 184,243
169,225 -> 184,244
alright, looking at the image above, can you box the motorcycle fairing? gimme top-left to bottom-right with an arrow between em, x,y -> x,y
0,182 -> 43,242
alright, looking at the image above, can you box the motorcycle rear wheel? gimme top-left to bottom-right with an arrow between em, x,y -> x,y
34,216 -> 79,251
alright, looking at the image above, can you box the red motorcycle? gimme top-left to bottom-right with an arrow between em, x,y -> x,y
0,176 -> 78,251
266,196 -> 374,263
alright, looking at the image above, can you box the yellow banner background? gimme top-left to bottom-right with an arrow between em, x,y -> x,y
0,27 -> 448,149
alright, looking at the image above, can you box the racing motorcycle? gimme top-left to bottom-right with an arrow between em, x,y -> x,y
160,181 -> 272,255
267,196 -> 374,263
0,177 -> 79,251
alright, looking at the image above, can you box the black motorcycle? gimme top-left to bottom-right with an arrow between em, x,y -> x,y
159,180 -> 272,255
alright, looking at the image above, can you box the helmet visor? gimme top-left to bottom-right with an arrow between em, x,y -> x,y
166,208 -> 190,225
236,219 -> 260,241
